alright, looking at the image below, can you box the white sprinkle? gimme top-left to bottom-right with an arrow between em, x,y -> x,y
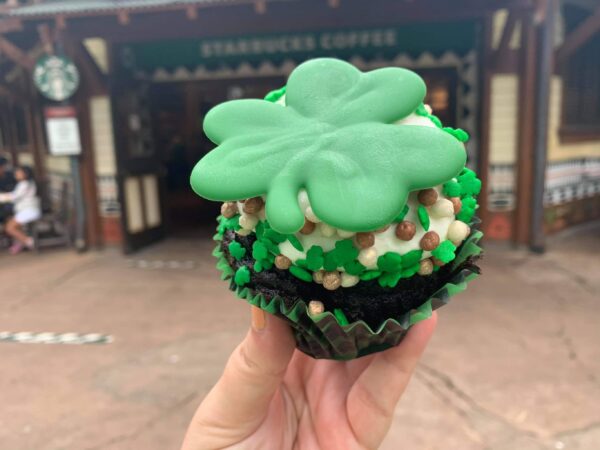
236,228 -> 252,236
239,213 -> 258,230
358,247 -> 378,268
305,207 -> 321,223
337,229 -> 355,238
319,222 -> 336,237
447,220 -> 470,245
308,300 -> 325,316
430,198 -> 455,218
298,190 -> 310,212
341,273 -> 360,287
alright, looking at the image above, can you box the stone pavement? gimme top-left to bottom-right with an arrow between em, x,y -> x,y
0,223 -> 599,450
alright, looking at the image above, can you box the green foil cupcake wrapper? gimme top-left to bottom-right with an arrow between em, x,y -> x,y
214,230 -> 483,360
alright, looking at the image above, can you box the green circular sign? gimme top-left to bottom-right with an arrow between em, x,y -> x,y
33,55 -> 80,102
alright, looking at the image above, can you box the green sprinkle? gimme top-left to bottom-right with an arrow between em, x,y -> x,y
360,270 -> 382,281
401,249 -> 423,267
254,260 -> 264,272
443,180 -> 461,198
263,239 -> 280,255
333,239 -> 359,265
264,229 -> 287,244
295,259 -> 309,269
234,266 -> 251,286
286,234 -> 304,252
401,264 -> 420,278
333,308 -> 349,326
430,115 -> 442,128
228,241 -> 246,260
323,251 -> 338,271
432,240 -> 457,264
377,252 -> 403,272
443,127 -> 469,142
415,103 -> 429,116
264,85 -> 286,103
457,197 -> 477,222
261,259 -> 273,271
306,246 -> 324,271
255,221 -> 265,239
378,271 -> 402,288
344,260 -> 366,276
458,168 -> 482,196
289,265 -> 312,282
417,205 -> 430,231
217,215 -> 240,234
252,241 -> 269,261
393,204 -> 410,222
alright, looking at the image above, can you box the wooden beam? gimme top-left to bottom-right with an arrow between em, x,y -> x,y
64,37 -> 107,96
74,90 -> 104,248
493,12 -> 518,70
514,12 -> 537,245
0,18 -> 22,34
0,36 -> 35,70
37,23 -> 54,55
556,5 -> 600,63
477,13 -> 493,234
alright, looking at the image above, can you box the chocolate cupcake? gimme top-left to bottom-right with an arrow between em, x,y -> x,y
191,58 -> 483,360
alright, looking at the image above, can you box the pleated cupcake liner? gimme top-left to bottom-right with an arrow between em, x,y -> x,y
213,229 -> 483,360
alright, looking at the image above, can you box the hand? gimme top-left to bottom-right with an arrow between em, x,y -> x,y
182,306 -> 437,450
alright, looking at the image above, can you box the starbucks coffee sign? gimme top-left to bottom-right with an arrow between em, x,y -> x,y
33,55 -> 80,102
118,23 -> 476,73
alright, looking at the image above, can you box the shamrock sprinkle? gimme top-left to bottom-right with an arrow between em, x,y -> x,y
228,241 -> 246,260
192,58 -> 467,234
234,266 -> 251,286
431,240 -> 457,264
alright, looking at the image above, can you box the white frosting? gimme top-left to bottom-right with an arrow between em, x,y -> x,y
274,185 -> 457,271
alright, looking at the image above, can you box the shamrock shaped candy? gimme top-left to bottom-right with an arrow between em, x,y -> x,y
191,58 -> 467,234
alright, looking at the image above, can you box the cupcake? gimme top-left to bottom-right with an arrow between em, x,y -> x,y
191,58 -> 483,360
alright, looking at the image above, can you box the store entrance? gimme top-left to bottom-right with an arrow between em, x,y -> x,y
147,76 -> 286,237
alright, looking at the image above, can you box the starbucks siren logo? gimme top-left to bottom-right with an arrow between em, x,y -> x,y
33,55 -> 80,102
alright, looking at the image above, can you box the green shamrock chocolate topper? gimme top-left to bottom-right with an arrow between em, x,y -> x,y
191,58 -> 466,234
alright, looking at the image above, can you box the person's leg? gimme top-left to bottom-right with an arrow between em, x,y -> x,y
5,218 -> 33,248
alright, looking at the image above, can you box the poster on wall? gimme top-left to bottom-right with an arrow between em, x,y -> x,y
44,106 -> 82,156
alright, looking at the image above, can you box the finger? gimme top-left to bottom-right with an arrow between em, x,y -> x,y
345,354 -> 375,381
182,307 -> 295,448
346,312 -> 437,449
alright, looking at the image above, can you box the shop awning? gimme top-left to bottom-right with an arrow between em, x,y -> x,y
5,0 -> 294,18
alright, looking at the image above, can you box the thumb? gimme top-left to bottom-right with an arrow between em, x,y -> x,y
182,306 -> 295,447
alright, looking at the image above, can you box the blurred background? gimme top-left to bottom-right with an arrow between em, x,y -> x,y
0,0 -> 598,449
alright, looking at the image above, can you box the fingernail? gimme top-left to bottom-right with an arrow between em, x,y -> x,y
251,306 -> 266,332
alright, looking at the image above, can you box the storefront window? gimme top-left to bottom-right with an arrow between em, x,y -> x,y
416,68 -> 458,128
561,5 -> 600,140
562,35 -> 600,133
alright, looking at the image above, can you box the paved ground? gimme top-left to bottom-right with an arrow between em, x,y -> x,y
0,223 -> 599,450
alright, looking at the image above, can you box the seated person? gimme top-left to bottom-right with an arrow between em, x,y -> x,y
0,166 -> 41,254
0,156 -> 16,225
